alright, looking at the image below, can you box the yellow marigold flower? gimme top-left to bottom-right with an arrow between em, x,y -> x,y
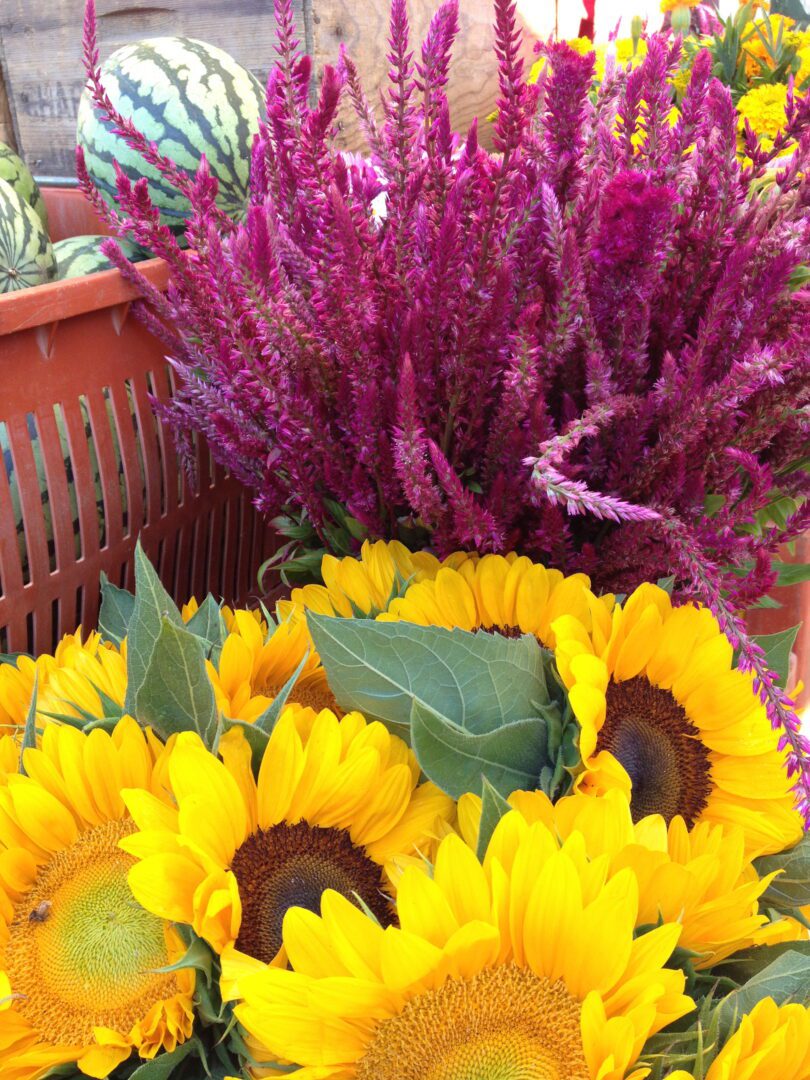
552,583 -> 804,857
206,608 -> 337,722
0,718 -> 193,1079
123,706 -> 454,974
743,14 -> 795,79
279,539 -> 442,622
457,787 -> 792,968
232,811 -> 694,1079
378,552 -> 613,648
737,82 -> 789,144
668,997 -> 810,1080
529,38 -> 595,86
593,38 -> 648,82
798,43 -> 810,85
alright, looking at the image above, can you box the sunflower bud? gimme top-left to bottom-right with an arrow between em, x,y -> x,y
670,4 -> 692,33
631,15 -> 644,52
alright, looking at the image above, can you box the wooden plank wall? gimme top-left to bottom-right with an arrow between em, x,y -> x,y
0,0 -> 537,177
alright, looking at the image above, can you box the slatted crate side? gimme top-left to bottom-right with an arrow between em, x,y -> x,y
0,0 -> 536,178
0,188 -> 278,656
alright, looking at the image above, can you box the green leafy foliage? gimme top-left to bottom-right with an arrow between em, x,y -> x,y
0,651 -> 30,664
98,573 -> 136,646
714,946 -> 810,1037
185,595 -> 227,663
754,833 -> 810,914
128,1038 -> 205,1079
19,670 -> 38,775
124,542 -> 184,717
751,625 -> 801,688
134,618 -> 219,746
685,1 -> 809,100
309,615 -> 556,737
476,777 -> 511,859
772,561 -> 810,587
309,615 -> 574,799
411,701 -> 552,799
123,543 -> 219,746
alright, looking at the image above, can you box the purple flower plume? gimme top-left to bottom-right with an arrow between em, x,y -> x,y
79,0 -> 810,818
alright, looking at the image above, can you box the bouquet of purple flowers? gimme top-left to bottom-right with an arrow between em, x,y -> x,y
79,0 -> 810,811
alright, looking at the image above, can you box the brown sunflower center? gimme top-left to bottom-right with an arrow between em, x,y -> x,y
5,818 -> 180,1046
230,821 -> 394,963
597,676 -> 713,827
257,677 -> 338,715
356,964 -> 588,1080
478,624 -> 524,639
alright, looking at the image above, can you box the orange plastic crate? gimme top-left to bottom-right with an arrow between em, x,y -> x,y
0,188 -> 276,655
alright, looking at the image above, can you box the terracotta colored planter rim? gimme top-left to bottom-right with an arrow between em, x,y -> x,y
0,258 -> 169,336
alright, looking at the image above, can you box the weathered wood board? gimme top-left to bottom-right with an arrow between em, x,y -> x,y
0,0 -> 538,178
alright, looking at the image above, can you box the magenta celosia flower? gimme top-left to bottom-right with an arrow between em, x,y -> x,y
79,0 -> 810,816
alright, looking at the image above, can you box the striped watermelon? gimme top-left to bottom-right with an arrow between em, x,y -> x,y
54,234 -> 151,280
77,37 -> 264,232
0,177 -> 56,293
0,143 -> 48,232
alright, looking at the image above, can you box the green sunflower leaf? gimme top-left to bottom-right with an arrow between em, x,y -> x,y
19,670 -> 38,775
714,947 -> 810,1036
133,617 -> 219,748
716,939 -> 810,985
124,541 -> 183,718
308,615 -> 557,742
98,572 -> 135,646
151,933 -> 214,987
0,651 -> 31,664
750,625 -> 801,689
476,776 -> 512,860
128,1037 -> 205,1079
410,699 -> 551,800
754,832 -> 810,912
185,594 -> 228,662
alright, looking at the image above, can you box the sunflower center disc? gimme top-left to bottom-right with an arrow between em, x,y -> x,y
598,675 -> 713,827
357,964 -> 588,1080
258,678 -> 337,714
6,818 -> 179,1045
231,821 -> 394,963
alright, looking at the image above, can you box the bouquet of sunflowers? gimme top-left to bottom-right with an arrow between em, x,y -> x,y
0,541 -> 808,1079
2,0 -> 809,1076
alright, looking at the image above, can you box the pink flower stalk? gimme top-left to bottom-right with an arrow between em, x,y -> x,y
79,0 -> 810,818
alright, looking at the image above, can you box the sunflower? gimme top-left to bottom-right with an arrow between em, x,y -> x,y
0,630 -> 110,736
35,640 -> 127,727
278,539 -> 442,622
0,718 -> 194,1080
668,997 -> 810,1080
552,583 -> 803,856
231,808 -> 694,1079
378,552 -> 612,648
206,608 -> 337,722
458,787 -> 791,968
122,705 -> 454,975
